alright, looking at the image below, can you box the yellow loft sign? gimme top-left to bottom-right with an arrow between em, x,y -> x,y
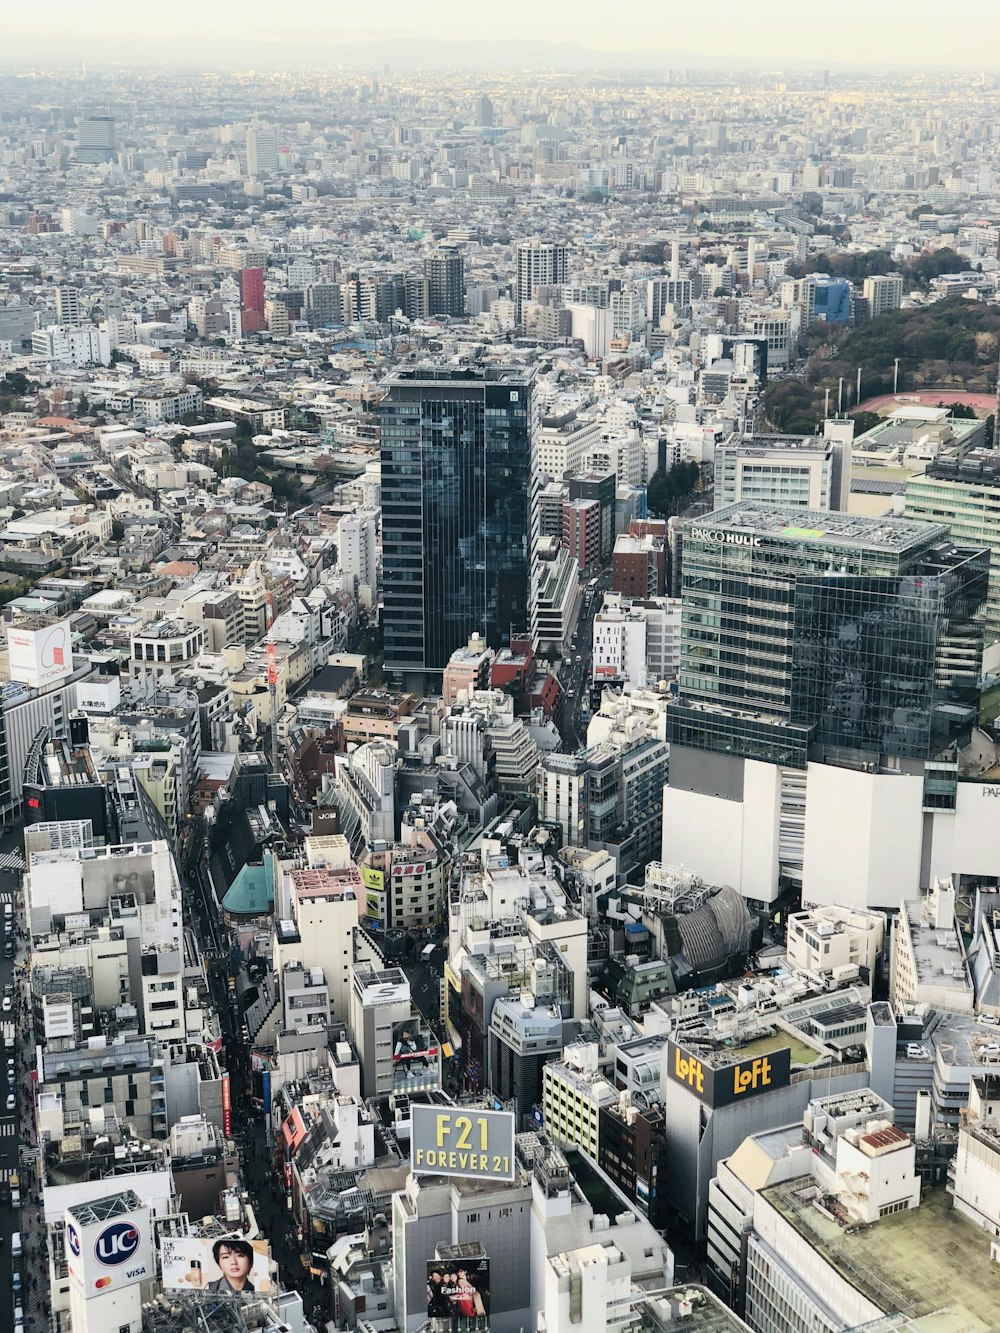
667,1041 -> 791,1107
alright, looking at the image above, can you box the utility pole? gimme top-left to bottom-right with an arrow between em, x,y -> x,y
856,366 -> 862,407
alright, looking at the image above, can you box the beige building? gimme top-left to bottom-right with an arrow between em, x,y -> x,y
786,905 -> 886,979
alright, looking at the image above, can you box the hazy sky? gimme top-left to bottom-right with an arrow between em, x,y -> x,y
4,0 -> 999,65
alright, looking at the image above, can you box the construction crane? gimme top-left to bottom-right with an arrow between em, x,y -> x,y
265,590 -> 279,775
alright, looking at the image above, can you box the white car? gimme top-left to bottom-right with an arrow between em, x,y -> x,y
1,997 -> 10,1012
5,1094 -> 13,1111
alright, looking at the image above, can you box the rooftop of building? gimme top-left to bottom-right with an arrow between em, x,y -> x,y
764,1179 -> 1000,1328
690,502 -> 947,553
718,433 -> 833,455
383,363 -> 534,387
640,1285 -> 754,1332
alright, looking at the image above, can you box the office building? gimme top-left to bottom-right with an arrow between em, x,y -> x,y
392,1134 -> 669,1333
75,114 -> 116,164
477,94 -> 494,127
664,503 -> 989,907
515,239 -> 568,321
905,451 -> 1000,643
246,125 -> 279,176
488,992 -> 564,1124
424,246 -> 465,317
379,364 -> 537,687
676,504 -> 983,751
349,964 -> 439,1097
863,272 -> 905,317
713,432 -> 851,511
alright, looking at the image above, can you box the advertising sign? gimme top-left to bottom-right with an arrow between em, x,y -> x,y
411,1105 -> 516,1182
161,1236 -> 272,1295
281,1105 -> 308,1153
221,1071 -> 232,1136
65,1201 -> 153,1297
427,1257 -> 490,1331
8,617 -> 73,688
361,865 -> 385,929
393,1020 -> 437,1069
666,1040 -> 791,1108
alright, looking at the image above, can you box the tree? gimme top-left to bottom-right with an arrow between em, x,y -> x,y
77,392 -> 90,416
937,401 -> 977,419
111,519 -> 126,541
850,410 -> 881,437
647,461 -> 700,517
986,414 -> 996,449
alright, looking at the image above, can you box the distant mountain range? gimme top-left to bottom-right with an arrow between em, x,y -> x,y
3,34 -> 928,72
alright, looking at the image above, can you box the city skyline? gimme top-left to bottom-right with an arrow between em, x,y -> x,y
3,0 -> 999,69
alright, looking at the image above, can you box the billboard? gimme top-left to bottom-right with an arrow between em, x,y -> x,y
65,1201 -> 153,1297
427,1257 -> 490,1331
392,1019 -> 439,1091
666,1040 -> 791,1108
160,1236 -> 273,1295
361,864 -> 385,929
221,1071 -> 232,1136
411,1105 -> 516,1182
8,617 -> 73,688
281,1105 -> 308,1153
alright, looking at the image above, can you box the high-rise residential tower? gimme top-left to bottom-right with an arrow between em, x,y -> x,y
514,240 -> 568,322
379,364 -> 538,688
424,247 -> 465,317
55,286 -> 82,328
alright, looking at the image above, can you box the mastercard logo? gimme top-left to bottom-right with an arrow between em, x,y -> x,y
95,1277 -> 112,1289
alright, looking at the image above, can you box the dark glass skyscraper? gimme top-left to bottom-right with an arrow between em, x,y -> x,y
379,365 -> 537,686
673,503 -> 987,766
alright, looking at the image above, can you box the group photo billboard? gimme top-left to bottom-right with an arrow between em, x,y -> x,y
426,1256 -> 490,1332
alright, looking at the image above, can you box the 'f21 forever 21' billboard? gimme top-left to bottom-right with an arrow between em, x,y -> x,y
411,1105 -> 516,1181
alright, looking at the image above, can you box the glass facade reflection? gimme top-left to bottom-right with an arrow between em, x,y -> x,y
680,504 -> 987,765
379,366 -> 537,683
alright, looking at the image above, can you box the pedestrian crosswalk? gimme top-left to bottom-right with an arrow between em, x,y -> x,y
0,854 -> 24,871
0,1166 -> 17,1179
0,1120 -> 17,1136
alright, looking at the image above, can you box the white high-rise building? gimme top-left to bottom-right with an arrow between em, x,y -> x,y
515,239 -> 568,321
592,602 -> 647,688
246,125 -> 279,176
55,286 -> 82,327
863,273 -> 905,317
338,508 -> 378,606
31,324 -> 110,367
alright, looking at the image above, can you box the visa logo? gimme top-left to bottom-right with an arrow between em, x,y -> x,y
126,1266 -> 147,1280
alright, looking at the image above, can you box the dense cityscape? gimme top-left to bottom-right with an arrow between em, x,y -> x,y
2,41 -> 1000,1333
